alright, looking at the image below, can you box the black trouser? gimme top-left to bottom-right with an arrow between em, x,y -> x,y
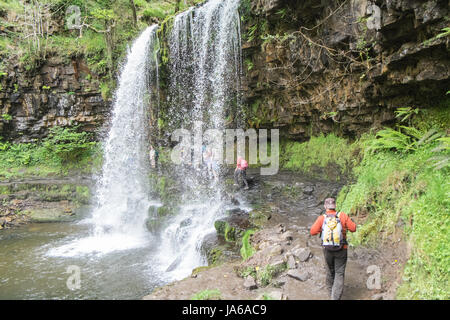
234,169 -> 248,188
323,248 -> 347,300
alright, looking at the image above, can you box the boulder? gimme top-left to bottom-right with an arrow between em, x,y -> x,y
287,255 -> 296,269
243,276 -> 257,290
291,247 -> 311,262
287,269 -> 310,282
303,186 -> 315,195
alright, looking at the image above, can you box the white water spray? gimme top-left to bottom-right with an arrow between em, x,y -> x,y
154,0 -> 243,280
48,25 -> 159,257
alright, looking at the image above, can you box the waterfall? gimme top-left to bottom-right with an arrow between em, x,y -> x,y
48,0 -> 243,274
154,0 -> 242,280
48,25 -> 160,256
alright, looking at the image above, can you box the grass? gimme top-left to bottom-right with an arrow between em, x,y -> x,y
280,133 -> 358,180
256,263 -> 287,287
335,128 -> 449,299
277,103 -> 449,299
190,289 -> 221,300
0,126 -> 102,180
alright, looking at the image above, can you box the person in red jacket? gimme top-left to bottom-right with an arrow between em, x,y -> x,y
310,198 -> 357,300
234,156 -> 249,189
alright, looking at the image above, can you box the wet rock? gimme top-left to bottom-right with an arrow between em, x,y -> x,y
272,275 -> 287,287
166,255 -> 182,272
216,210 -> 251,240
371,293 -> 384,300
287,269 -> 310,282
230,197 -> 240,206
180,218 -> 192,227
257,290 -> 287,300
270,257 -> 286,269
243,276 -> 257,290
269,245 -> 284,257
287,255 -> 296,269
291,247 -> 311,262
280,230 -> 294,241
303,186 -> 314,195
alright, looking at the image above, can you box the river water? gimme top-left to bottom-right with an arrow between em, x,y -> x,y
0,211 -> 166,299
0,0 -> 245,299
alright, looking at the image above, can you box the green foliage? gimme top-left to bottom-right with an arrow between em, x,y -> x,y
1,113 -> 12,121
244,58 -> 254,71
281,133 -> 357,180
423,26 -> 450,45
337,124 -> 449,299
256,263 -> 287,287
395,107 -> 421,123
100,81 -> 111,100
261,293 -> 275,300
0,126 -> 100,179
366,126 -> 444,154
239,266 -> 256,279
240,229 -> 256,260
43,126 -> 96,163
190,289 -> 221,300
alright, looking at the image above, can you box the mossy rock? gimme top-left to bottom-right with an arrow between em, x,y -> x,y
214,220 -> 237,242
25,208 -> 76,223
248,207 -> 272,227
157,205 -> 177,217
191,265 -> 214,277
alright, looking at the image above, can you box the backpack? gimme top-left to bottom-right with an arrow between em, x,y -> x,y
321,212 -> 344,251
241,159 -> 248,169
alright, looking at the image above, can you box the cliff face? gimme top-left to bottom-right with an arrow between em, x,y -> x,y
1,0 -> 448,143
0,57 -> 109,142
240,0 -> 449,139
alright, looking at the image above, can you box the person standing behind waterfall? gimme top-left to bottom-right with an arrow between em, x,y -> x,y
234,156 -> 249,190
149,145 -> 158,169
310,198 -> 356,300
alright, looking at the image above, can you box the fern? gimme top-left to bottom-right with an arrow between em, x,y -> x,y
369,127 -> 444,154
368,127 -> 413,153
429,136 -> 450,170
395,107 -> 420,123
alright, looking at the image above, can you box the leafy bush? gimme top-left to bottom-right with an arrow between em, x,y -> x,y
43,126 -> 96,163
0,126 -> 100,179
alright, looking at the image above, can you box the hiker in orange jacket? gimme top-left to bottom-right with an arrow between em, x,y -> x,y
310,198 -> 356,300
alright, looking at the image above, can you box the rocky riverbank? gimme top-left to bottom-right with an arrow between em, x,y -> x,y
0,177 -> 92,229
143,169 -> 408,300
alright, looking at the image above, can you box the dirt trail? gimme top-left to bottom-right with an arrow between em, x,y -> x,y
144,170 -> 408,300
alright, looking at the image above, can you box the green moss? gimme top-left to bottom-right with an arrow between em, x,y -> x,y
191,265 -> 214,277
214,220 -> 236,242
280,134 -> 357,180
249,206 -> 272,228
240,229 -> 256,260
156,205 -> 176,217
190,289 -> 221,300
207,247 -> 224,266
